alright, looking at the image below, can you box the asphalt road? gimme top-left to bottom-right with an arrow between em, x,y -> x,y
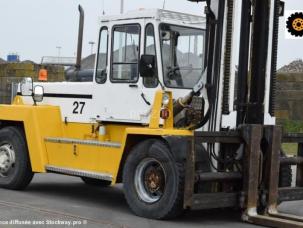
0,174 -> 302,228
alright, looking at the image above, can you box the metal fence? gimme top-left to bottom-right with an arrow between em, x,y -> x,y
0,77 -> 23,104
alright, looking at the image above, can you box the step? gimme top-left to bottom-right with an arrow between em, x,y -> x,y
45,165 -> 112,181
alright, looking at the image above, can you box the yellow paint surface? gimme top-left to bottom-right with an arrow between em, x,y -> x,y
0,93 -> 193,184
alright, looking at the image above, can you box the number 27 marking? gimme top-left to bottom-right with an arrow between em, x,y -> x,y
73,101 -> 85,114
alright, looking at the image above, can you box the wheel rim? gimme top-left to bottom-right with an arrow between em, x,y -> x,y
0,144 -> 15,177
134,158 -> 166,204
292,18 -> 303,31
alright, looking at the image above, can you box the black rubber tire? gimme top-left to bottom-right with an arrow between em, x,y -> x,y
0,127 -> 34,190
123,139 -> 185,220
81,177 -> 111,187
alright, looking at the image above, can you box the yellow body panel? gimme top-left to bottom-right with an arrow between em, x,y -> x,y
45,143 -> 120,178
149,90 -> 174,129
0,104 -> 63,172
43,124 -> 192,183
0,92 -> 191,184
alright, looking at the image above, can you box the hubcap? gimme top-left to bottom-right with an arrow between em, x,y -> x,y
0,144 -> 15,176
292,18 -> 303,31
134,158 -> 166,204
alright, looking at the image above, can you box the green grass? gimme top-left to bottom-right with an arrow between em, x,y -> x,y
283,120 -> 303,133
282,143 -> 298,156
281,120 -> 303,156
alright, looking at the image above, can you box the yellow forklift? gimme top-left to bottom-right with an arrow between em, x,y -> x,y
0,0 -> 302,226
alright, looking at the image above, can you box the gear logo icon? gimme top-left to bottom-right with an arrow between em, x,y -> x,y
286,12 -> 303,37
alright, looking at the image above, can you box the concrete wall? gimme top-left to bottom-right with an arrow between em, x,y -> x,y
0,63 -> 65,80
0,63 -> 65,104
0,63 -> 301,120
276,73 -> 303,121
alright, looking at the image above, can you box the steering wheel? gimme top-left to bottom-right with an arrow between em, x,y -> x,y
166,66 -> 181,80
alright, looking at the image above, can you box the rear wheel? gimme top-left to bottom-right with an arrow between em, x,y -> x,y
81,177 -> 111,187
123,139 -> 185,219
0,127 -> 33,190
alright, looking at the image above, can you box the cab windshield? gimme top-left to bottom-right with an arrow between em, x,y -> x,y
160,24 -> 205,89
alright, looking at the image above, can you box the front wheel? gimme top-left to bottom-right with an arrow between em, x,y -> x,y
0,127 -> 34,190
123,139 -> 184,219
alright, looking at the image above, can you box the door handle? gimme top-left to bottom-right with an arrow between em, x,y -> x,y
129,84 -> 138,88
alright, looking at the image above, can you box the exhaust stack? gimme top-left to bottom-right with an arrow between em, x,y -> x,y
76,5 -> 84,70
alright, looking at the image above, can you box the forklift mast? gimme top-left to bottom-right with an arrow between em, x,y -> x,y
186,0 -> 303,227
189,0 -> 282,128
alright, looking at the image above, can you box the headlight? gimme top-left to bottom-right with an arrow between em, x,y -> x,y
33,85 -> 44,103
162,93 -> 170,106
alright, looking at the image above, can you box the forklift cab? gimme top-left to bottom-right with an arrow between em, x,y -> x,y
93,9 -> 206,123
18,9 -> 206,125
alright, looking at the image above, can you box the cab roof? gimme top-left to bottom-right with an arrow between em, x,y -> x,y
100,8 -> 206,26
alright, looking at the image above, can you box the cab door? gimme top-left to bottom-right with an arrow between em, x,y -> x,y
95,23 -> 150,123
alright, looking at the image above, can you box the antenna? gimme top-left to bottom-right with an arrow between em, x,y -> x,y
120,0 -> 124,14
163,0 -> 166,9
102,0 -> 105,15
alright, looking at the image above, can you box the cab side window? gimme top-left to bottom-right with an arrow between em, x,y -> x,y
111,24 -> 140,82
96,27 -> 108,84
144,23 -> 158,88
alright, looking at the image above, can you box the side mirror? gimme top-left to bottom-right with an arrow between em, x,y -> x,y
33,86 -> 44,103
20,77 -> 33,96
279,1 -> 285,16
139,55 -> 156,78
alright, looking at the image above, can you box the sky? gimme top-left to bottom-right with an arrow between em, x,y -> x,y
0,0 -> 302,68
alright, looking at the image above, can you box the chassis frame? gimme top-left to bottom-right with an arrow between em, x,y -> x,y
184,124 -> 303,227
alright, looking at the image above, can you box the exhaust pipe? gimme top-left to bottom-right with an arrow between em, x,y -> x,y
76,5 -> 84,70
